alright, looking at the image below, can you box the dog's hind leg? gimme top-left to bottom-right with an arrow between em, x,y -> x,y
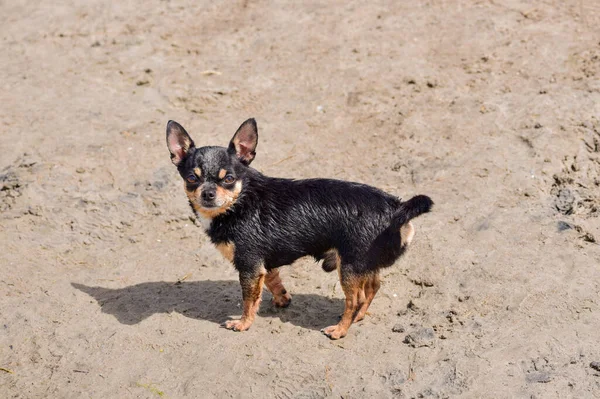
353,273 -> 381,322
321,268 -> 365,339
264,268 -> 292,308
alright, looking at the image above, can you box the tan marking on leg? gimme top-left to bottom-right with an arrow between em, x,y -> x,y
223,269 -> 266,332
353,273 -> 381,322
356,278 -> 367,309
401,221 -> 415,247
193,167 -> 202,178
215,242 -> 235,263
322,273 -> 363,339
218,169 -> 227,179
265,269 -> 292,307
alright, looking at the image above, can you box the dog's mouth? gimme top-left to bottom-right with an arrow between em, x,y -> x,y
191,198 -> 233,219
199,198 -> 225,209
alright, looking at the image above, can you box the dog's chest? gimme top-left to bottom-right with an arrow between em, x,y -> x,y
196,214 -> 212,231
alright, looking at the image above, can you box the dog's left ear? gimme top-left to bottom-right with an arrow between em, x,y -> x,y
228,118 -> 258,165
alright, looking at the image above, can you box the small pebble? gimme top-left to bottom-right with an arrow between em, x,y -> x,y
392,324 -> 405,333
76,167 -> 85,174
403,327 -> 435,348
590,361 -> 600,372
526,372 -> 552,383
555,188 -> 575,214
557,221 -> 573,232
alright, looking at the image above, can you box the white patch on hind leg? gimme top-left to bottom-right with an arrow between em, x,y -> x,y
400,221 -> 415,247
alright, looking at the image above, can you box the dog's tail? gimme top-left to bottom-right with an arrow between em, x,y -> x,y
390,195 -> 433,230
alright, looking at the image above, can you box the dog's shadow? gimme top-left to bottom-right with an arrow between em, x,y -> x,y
72,280 -> 343,331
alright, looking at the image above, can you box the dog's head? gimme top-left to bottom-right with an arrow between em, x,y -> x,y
166,118 -> 258,219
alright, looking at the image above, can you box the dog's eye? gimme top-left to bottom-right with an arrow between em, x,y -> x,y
223,175 -> 235,184
186,175 -> 198,184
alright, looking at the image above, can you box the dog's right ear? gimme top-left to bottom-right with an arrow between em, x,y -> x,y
166,120 -> 195,166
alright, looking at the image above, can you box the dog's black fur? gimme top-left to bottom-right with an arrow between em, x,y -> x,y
166,118 -> 433,339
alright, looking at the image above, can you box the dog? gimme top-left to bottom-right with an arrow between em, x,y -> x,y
166,118 -> 433,339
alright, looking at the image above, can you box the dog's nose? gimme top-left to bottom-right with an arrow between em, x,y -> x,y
202,190 -> 216,201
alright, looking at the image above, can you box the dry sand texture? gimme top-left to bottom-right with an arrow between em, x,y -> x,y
1,0 -> 600,398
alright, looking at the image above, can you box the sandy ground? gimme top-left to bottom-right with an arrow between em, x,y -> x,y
1,0 -> 600,398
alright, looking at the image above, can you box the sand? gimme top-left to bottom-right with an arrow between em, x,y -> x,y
1,0 -> 600,397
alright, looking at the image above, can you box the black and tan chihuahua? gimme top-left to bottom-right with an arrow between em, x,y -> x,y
166,118 -> 433,339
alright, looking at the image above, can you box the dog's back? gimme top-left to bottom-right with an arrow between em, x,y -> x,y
211,170 -> 429,271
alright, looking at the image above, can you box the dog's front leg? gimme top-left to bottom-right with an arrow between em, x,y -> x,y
222,269 -> 266,332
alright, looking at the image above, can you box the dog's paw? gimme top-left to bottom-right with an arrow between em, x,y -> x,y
353,309 -> 370,323
320,324 -> 348,340
272,293 -> 292,308
352,313 -> 365,323
221,319 -> 252,332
